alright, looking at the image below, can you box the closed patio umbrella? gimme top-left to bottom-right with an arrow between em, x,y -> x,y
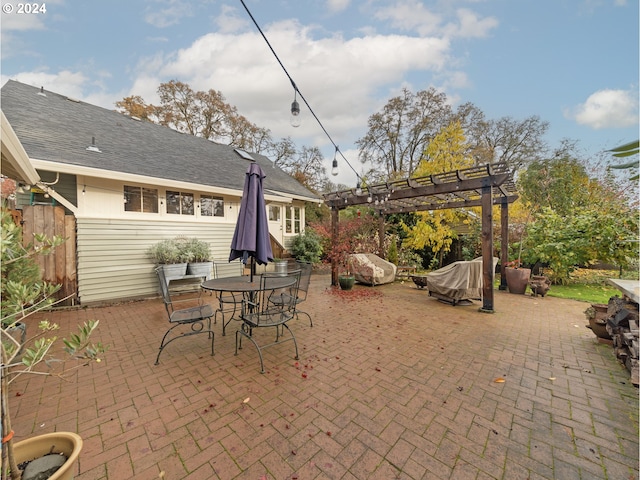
229,162 -> 274,281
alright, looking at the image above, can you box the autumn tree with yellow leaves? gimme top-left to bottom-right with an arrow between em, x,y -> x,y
401,121 -> 476,268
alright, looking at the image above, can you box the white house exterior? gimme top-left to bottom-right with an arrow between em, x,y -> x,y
1,80 -> 320,304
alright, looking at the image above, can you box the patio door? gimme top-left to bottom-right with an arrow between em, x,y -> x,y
267,204 -> 284,246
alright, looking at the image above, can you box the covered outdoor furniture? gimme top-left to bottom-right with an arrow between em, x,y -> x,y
349,253 -> 397,286
154,267 -> 214,365
426,257 -> 498,305
235,270 -> 300,373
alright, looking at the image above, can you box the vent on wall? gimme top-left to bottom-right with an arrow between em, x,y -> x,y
234,149 -> 254,161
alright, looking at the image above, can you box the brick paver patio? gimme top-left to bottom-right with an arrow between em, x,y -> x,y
9,274 -> 639,479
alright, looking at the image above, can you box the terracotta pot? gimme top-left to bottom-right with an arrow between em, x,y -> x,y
504,267 -> 531,294
12,432 -> 83,480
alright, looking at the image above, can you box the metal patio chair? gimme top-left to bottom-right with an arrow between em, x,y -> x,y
267,261 -> 313,327
155,267 -> 214,365
235,270 -> 300,373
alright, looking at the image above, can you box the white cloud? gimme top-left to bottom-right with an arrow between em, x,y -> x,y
447,8 -> 499,38
144,0 -> 194,28
214,4 -> 248,34
0,70 -> 88,99
568,88 -> 639,129
373,1 -> 498,38
326,0 -> 351,14
0,11 -> 46,31
143,22 -> 452,144
374,0 -> 442,36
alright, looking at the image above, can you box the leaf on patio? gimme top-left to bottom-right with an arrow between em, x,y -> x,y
493,377 -> 505,383
243,397 -> 250,403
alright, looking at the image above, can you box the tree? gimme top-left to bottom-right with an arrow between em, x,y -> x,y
116,80 -> 272,153
356,87 -> 452,181
400,121 -> 475,267
267,137 -> 297,168
116,82 -> 331,191
517,149 -> 639,282
469,115 -> 549,170
518,155 -> 593,217
285,146 -> 328,193
115,95 -> 156,122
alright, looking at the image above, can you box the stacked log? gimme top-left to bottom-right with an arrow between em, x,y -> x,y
605,296 -> 639,386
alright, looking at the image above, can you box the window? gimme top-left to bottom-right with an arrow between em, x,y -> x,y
201,195 -> 224,217
166,190 -> 194,215
124,185 -> 158,213
268,205 -> 280,222
285,206 -> 301,234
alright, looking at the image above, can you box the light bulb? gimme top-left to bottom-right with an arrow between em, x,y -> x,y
290,100 -> 300,127
355,182 -> 362,195
331,158 -> 339,176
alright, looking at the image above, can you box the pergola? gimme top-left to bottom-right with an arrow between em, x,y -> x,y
322,161 -> 519,312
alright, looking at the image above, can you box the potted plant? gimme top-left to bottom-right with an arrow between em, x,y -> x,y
1,208 -> 107,480
504,259 -> 531,295
504,208 -> 532,294
184,238 -> 213,278
146,238 -> 188,277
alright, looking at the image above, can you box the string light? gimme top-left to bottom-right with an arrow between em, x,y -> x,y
239,0 -> 362,190
290,86 -> 301,127
331,146 -> 339,176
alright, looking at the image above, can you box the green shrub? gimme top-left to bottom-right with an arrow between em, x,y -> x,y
290,230 -> 323,264
387,237 -> 398,265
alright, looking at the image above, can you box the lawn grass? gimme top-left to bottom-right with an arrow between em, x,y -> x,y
546,283 -> 620,304
496,268 -> 638,304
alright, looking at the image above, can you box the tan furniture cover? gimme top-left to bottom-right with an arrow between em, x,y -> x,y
426,257 -> 498,301
349,253 -> 397,286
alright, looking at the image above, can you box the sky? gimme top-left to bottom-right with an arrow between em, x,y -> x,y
1,0 -> 638,189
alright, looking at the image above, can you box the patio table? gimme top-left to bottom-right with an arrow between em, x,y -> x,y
201,275 -> 296,334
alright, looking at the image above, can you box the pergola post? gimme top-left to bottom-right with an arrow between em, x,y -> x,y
330,207 -> 339,286
480,184 -> 494,312
499,197 -> 509,291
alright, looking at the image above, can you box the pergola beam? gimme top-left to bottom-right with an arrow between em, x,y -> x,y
380,194 -> 519,215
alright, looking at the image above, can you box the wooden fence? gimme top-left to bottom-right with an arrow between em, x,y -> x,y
19,205 -> 77,305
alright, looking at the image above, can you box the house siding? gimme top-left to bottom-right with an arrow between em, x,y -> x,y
76,217 -> 237,304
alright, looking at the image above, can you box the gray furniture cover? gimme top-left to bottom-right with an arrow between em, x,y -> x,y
426,257 -> 498,301
349,253 -> 397,286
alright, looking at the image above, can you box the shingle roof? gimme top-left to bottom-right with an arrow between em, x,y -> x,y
1,80 -> 319,200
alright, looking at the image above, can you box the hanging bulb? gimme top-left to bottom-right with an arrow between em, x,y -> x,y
367,193 -> 372,203
290,92 -> 301,127
355,181 -> 362,195
331,146 -> 339,176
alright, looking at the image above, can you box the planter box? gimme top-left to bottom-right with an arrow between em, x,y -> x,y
187,261 -> 213,280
